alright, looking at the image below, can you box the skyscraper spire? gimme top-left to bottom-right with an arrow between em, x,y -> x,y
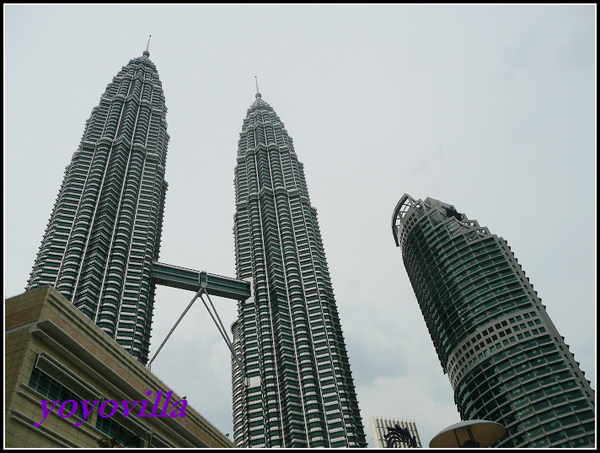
143,34 -> 151,57
254,75 -> 261,98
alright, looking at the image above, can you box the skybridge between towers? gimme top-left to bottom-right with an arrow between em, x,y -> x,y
148,261 -> 251,383
152,261 -> 251,300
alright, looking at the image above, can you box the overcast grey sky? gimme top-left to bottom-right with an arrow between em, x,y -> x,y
4,4 -> 596,447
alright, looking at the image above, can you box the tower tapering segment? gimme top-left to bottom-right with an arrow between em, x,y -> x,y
231,95 -> 367,447
392,194 -> 595,448
26,50 -> 170,364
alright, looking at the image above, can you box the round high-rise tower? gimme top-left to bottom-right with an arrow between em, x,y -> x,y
392,194 -> 595,448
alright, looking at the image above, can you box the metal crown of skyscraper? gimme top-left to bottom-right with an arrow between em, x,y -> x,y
231,94 -> 367,447
392,194 -> 595,448
26,47 -> 170,364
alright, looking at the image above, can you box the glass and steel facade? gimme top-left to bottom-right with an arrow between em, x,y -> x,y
26,50 -> 169,364
392,194 -> 595,447
231,93 -> 367,447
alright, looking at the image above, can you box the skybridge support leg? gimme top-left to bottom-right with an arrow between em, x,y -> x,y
198,290 -> 246,382
147,286 -> 206,370
147,285 -> 247,383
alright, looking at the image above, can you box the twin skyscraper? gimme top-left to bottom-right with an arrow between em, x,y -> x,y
25,48 -> 366,447
25,48 -> 594,448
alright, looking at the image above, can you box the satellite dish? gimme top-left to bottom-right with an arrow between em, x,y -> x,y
429,420 -> 506,448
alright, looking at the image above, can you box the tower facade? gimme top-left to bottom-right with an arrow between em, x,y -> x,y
26,49 -> 169,364
231,93 -> 367,447
392,194 -> 595,448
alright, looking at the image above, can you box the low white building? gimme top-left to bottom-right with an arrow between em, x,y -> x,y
369,415 -> 422,448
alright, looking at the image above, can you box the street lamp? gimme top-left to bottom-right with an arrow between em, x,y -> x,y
429,420 -> 506,448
